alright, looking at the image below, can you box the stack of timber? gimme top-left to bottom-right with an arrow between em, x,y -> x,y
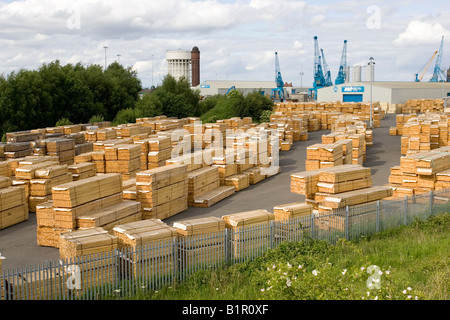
146,136 -> 172,169
273,202 -> 312,241
67,162 -> 97,181
291,164 -> 392,231
59,227 -> 118,262
43,138 -> 76,165
173,216 -> 227,267
397,99 -> 444,114
387,145 -> 450,197
28,164 -> 73,212
222,209 -> 275,258
392,114 -> 448,155
186,166 -> 235,208
36,173 -> 126,248
305,143 -> 344,170
11,156 -> 62,212
112,219 -> 178,276
104,144 -> 141,180
135,164 -> 188,220
0,186 -> 28,230
321,131 -> 367,166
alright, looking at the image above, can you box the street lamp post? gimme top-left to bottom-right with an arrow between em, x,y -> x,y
369,57 -> 374,129
103,46 -> 108,71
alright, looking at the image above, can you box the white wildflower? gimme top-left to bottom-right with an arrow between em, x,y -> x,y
342,269 -> 347,275
367,291 -> 370,296
286,279 -> 292,287
298,265 -> 303,269
261,288 -> 265,292
407,295 -> 412,299
287,262 -> 292,268
361,266 -> 365,271
407,287 -> 412,291
386,270 -> 390,275
415,296 -> 419,300
402,290 -> 407,294
374,296 -> 378,300
312,270 -> 319,276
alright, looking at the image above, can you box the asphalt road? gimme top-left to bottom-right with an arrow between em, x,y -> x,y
0,114 -> 402,269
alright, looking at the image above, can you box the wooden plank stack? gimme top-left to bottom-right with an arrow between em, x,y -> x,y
273,202 -> 312,241
0,186 -> 28,230
112,219 -> 178,276
387,145 -> 450,197
44,138 -> 76,165
147,136 -> 172,169
322,132 -> 367,166
222,209 -> 275,258
305,143 -> 344,170
173,216 -> 227,267
291,164 -> 392,230
59,227 -> 118,263
392,114 -> 448,155
136,164 -> 188,220
104,144 -> 141,180
186,166 -> 235,207
36,173 -> 126,248
67,162 -> 97,181
28,164 -> 73,212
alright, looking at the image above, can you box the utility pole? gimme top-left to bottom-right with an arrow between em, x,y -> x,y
103,46 -> 108,71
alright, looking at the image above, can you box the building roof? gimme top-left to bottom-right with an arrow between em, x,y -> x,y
334,81 -> 450,89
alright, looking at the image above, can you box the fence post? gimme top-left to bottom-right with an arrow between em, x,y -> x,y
310,212 -> 315,240
429,190 -> 434,216
224,229 -> 230,266
404,195 -> 408,225
345,206 -> 349,240
376,200 -> 380,233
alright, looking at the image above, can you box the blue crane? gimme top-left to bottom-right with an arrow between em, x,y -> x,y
321,48 -> 333,87
335,40 -> 348,85
271,52 -> 285,101
430,36 -> 446,82
313,36 -> 325,89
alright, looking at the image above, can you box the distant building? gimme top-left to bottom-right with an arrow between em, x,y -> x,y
166,46 -> 200,87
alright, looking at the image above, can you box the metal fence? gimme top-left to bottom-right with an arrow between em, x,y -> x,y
1,189 -> 449,300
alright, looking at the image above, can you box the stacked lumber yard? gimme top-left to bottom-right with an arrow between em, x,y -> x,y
389,99 -> 445,114
273,101 -> 386,127
390,113 -> 449,155
291,164 -> 393,230
387,145 -> 450,198
0,104 -> 389,265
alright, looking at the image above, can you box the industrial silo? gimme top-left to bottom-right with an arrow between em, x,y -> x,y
353,64 -> 362,82
366,59 -> 375,82
166,49 -> 192,83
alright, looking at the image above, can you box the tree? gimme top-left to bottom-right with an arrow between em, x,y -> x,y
134,74 -> 200,119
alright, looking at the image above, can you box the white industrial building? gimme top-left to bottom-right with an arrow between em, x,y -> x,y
317,81 -> 450,105
193,80 -> 309,100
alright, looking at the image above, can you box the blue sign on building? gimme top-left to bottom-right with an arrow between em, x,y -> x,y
342,86 -> 364,93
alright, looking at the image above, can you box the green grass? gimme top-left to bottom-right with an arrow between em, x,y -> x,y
111,212 -> 450,300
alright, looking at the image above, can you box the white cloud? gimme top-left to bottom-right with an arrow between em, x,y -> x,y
394,20 -> 447,45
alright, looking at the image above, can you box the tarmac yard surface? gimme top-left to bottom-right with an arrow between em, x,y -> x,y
0,114 -> 402,269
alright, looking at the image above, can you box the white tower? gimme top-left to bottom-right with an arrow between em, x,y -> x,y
166,49 -> 192,83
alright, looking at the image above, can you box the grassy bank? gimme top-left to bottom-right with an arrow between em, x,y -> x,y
117,212 -> 449,300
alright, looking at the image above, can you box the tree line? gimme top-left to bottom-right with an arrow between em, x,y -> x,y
0,61 -> 274,140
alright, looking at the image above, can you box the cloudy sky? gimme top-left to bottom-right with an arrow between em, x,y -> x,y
0,0 -> 449,88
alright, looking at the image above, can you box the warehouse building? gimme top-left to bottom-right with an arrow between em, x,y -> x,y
194,80 -> 309,100
317,81 -> 450,105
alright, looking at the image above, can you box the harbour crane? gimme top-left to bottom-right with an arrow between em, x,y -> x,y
430,36 -> 446,82
271,52 -> 285,101
335,40 -> 348,85
321,48 -> 333,87
415,51 -> 438,82
313,36 -> 325,90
